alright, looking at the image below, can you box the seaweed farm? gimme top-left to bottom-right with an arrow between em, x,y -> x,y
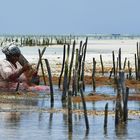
0,35 -> 140,140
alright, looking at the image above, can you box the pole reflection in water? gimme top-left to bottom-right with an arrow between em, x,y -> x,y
104,127 -> 108,137
5,112 -> 21,127
84,129 -> 89,139
68,132 -> 72,140
48,102 -> 54,130
48,112 -> 53,130
115,124 -> 128,139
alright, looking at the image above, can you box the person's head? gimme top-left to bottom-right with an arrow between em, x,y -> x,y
2,44 -> 21,63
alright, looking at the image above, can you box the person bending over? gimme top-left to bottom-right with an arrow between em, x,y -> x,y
0,44 -> 38,91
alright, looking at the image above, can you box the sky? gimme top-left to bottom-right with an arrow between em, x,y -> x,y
0,0 -> 140,35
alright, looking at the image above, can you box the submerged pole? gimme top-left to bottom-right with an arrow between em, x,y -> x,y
68,90 -> 73,132
104,103 -> 108,128
123,87 -> 129,122
79,82 -> 89,130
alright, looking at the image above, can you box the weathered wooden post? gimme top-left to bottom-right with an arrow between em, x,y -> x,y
128,61 -> 132,80
92,57 -> 96,92
100,54 -> 104,76
80,37 -> 88,91
116,57 -> 119,75
44,58 -> 54,104
78,40 -> 83,55
68,90 -> 73,133
36,47 -> 46,71
115,90 -> 123,126
112,51 -> 116,78
104,102 -> 108,128
62,44 -> 70,101
135,53 -> 138,80
137,42 -> 140,80
123,87 -> 129,122
68,41 -> 75,89
119,70 -> 125,102
79,82 -> 89,130
38,49 -> 46,85
73,48 -> 79,96
15,82 -> 20,92
72,69 -> 76,96
118,48 -> 122,71
58,45 -> 66,89
123,57 -> 127,70
109,68 -> 113,79
77,55 -> 82,91
62,62 -> 68,101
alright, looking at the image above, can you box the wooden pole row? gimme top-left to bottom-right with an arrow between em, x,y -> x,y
60,38 -> 88,100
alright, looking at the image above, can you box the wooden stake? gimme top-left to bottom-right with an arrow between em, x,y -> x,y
79,82 -> 89,130
58,45 -> 66,89
104,103 -> 108,128
44,59 -> 54,103
68,90 -> 73,132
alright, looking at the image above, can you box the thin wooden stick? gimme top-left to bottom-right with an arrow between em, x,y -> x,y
38,49 -> 46,85
58,45 -> 66,89
104,103 -> 108,128
68,40 -> 75,89
68,90 -> 73,132
100,54 -> 104,76
79,82 -> 89,130
92,58 -> 96,92
123,87 -> 129,122
15,82 -> 20,92
37,47 -> 46,72
44,59 -> 54,103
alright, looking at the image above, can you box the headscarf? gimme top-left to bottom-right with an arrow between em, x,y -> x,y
2,43 -> 21,56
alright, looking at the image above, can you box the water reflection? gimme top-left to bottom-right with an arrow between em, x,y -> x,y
115,124 -> 128,139
68,132 -> 72,140
5,112 -> 21,127
0,112 -> 140,139
84,129 -> 89,140
48,113 -> 53,130
0,84 -> 140,139
85,85 -> 140,96
104,127 -> 108,137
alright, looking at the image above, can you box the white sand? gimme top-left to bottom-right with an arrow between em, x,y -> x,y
0,39 -> 139,76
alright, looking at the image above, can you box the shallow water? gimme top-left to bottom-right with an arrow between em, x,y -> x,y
85,85 -> 140,96
0,112 -> 140,140
0,85 -> 140,140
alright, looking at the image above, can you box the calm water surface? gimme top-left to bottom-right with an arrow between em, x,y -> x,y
0,85 -> 140,140
0,112 -> 140,140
